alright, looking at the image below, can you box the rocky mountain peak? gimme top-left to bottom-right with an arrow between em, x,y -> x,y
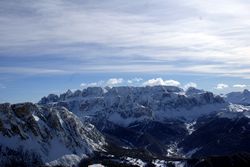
185,87 -> 205,96
0,102 -> 106,164
243,89 -> 250,94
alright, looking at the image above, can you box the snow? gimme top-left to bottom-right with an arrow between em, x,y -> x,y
47,138 -> 73,162
46,154 -> 87,167
0,133 -> 89,163
88,164 -> 105,167
152,159 -> 185,167
185,147 -> 201,158
4,86 -> 250,166
166,142 -> 180,157
152,159 -> 167,167
228,103 -> 250,112
32,114 -> 40,121
185,121 -> 196,135
244,112 -> 250,118
218,104 -> 250,119
172,161 -> 186,167
0,103 -> 106,166
125,157 -> 147,167
38,86 -> 230,127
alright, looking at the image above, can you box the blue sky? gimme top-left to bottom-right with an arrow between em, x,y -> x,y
1,0 -> 250,103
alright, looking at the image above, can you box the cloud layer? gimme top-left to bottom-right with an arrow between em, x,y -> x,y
1,0 -> 250,79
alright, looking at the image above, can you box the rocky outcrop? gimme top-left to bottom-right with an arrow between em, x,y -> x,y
0,102 -> 106,165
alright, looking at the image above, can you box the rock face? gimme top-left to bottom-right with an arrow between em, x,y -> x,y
186,152 -> 250,167
39,86 -> 226,127
38,86 -> 228,156
226,89 -> 250,105
0,102 -> 106,166
179,112 -> 250,158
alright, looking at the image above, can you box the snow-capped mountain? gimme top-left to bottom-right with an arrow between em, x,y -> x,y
39,86 -> 226,127
1,86 -> 250,167
38,86 -> 235,159
185,87 -> 205,96
0,102 -> 106,166
226,89 -> 250,105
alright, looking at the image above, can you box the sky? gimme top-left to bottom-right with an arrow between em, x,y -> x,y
1,0 -> 250,103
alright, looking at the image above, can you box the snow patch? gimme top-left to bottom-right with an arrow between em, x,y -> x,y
152,159 -> 167,167
185,121 -> 196,135
185,147 -> 201,158
88,164 -> 105,167
32,114 -> 40,121
46,154 -> 87,167
125,157 -> 147,167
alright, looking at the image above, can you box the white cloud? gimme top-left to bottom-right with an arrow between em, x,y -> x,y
233,84 -> 247,88
80,78 -> 123,88
143,78 -> 180,87
215,83 -> 229,90
106,78 -> 124,85
80,81 -> 104,87
184,82 -> 197,89
127,77 -> 143,84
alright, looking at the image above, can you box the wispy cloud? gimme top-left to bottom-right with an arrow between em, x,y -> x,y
80,78 -> 124,88
0,67 -> 68,75
233,84 -> 247,88
1,0 -> 250,79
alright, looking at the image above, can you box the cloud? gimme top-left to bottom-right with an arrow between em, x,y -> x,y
127,77 -> 143,84
215,83 -> 229,90
233,84 -> 247,88
80,81 -> 104,88
1,0 -> 250,79
0,67 -> 68,75
80,78 -> 124,88
143,78 -> 180,87
184,82 -> 197,89
106,78 -> 124,85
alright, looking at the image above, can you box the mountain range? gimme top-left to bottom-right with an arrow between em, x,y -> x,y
1,86 -> 250,167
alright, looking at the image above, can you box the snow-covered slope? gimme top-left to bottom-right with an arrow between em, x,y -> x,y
226,89 -> 250,105
39,86 -> 226,126
0,102 -> 106,166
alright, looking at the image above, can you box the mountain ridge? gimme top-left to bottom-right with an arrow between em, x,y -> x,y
1,86 -> 250,167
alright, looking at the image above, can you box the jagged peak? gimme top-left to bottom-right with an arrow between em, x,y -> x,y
243,89 -> 250,94
185,87 -> 205,96
66,89 -> 73,94
226,89 -> 250,105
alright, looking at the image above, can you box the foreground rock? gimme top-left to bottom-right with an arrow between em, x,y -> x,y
0,102 -> 106,166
